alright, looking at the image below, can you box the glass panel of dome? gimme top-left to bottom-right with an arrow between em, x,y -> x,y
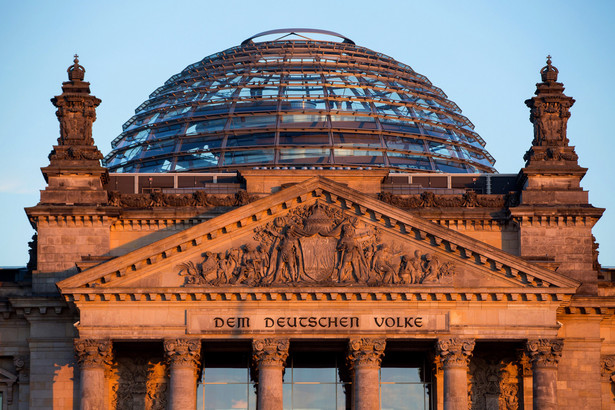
380,120 -> 421,134
333,149 -> 383,165
387,153 -> 432,170
226,133 -> 276,147
222,149 -> 274,165
385,136 -> 425,152
186,119 -> 228,135
278,132 -> 330,146
180,137 -> 224,151
235,101 -> 279,113
332,133 -> 382,148
433,160 -> 468,173
175,152 -> 219,170
279,114 -> 328,128
151,124 -> 183,140
141,140 -> 176,159
279,148 -> 330,164
330,100 -> 372,113
330,115 -> 377,130
229,115 -> 278,130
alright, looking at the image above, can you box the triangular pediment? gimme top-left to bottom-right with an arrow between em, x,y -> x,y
58,176 -> 579,300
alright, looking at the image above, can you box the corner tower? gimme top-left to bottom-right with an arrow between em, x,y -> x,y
25,56 -> 115,294
511,57 -> 604,294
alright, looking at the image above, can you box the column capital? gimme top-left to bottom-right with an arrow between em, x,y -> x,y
74,338 -> 112,369
347,337 -> 386,370
601,355 -> 615,382
164,338 -> 201,368
252,338 -> 289,367
526,338 -> 563,368
436,338 -> 475,368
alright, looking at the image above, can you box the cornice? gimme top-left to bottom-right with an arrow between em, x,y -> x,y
57,176 -> 580,293
63,287 -> 575,304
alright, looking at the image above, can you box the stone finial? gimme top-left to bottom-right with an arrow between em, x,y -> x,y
525,339 -> 563,367
347,337 -> 386,370
68,54 -> 86,82
523,57 -> 577,165
436,338 -> 475,368
252,338 -> 290,367
164,338 -> 201,367
540,55 -> 559,83
74,339 -> 113,369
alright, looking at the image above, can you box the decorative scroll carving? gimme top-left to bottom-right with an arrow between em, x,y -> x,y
179,202 -> 456,287
252,338 -> 289,367
525,339 -> 563,367
601,355 -> 615,382
469,355 -> 520,410
74,339 -> 113,369
347,337 -> 386,369
107,190 -> 255,208
437,338 -> 475,368
378,191 -> 519,209
163,339 -> 201,368
111,355 -> 168,410
13,356 -> 29,383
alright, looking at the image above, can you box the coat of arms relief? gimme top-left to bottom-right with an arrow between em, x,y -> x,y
178,202 -> 455,287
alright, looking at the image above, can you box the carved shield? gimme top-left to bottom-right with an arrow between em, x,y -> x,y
299,235 -> 337,281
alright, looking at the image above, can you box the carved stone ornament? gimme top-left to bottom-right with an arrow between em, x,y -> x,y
378,191 -> 518,210
469,355 -> 520,410
347,337 -> 386,370
163,339 -> 201,368
111,355 -> 168,410
436,338 -> 475,368
108,189 -> 255,208
525,339 -> 563,368
178,202 -> 456,287
74,338 -> 113,369
252,338 -> 290,367
601,355 -> 615,382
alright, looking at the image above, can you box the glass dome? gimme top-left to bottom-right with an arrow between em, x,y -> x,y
104,29 -> 496,173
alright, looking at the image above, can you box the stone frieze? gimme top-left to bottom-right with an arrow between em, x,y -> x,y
177,202 -> 456,287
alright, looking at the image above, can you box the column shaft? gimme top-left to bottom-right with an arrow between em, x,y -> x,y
347,338 -> 386,410
74,339 -> 112,410
436,338 -> 475,410
164,339 -> 201,410
252,338 -> 289,410
526,339 -> 563,410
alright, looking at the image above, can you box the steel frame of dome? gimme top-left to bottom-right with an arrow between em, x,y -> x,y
104,30 -> 497,174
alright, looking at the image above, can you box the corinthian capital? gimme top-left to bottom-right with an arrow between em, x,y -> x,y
526,339 -> 563,368
164,338 -> 201,367
347,337 -> 386,370
436,338 -> 475,368
252,338 -> 289,367
74,339 -> 113,369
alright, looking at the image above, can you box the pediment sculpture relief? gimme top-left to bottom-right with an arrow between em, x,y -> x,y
178,202 -> 455,287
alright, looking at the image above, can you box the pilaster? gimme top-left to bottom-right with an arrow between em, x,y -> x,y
601,355 -> 615,410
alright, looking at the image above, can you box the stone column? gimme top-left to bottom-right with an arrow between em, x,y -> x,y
164,338 -> 201,410
347,337 -> 386,410
601,355 -> 615,410
74,339 -> 113,410
436,338 -> 475,410
252,338 -> 289,410
526,339 -> 563,410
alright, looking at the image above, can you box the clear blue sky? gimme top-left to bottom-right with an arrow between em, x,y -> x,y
1,0 -> 614,266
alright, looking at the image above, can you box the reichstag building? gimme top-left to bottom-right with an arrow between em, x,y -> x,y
0,28 -> 613,410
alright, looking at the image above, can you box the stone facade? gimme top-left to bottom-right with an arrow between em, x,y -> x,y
0,56 -> 614,410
